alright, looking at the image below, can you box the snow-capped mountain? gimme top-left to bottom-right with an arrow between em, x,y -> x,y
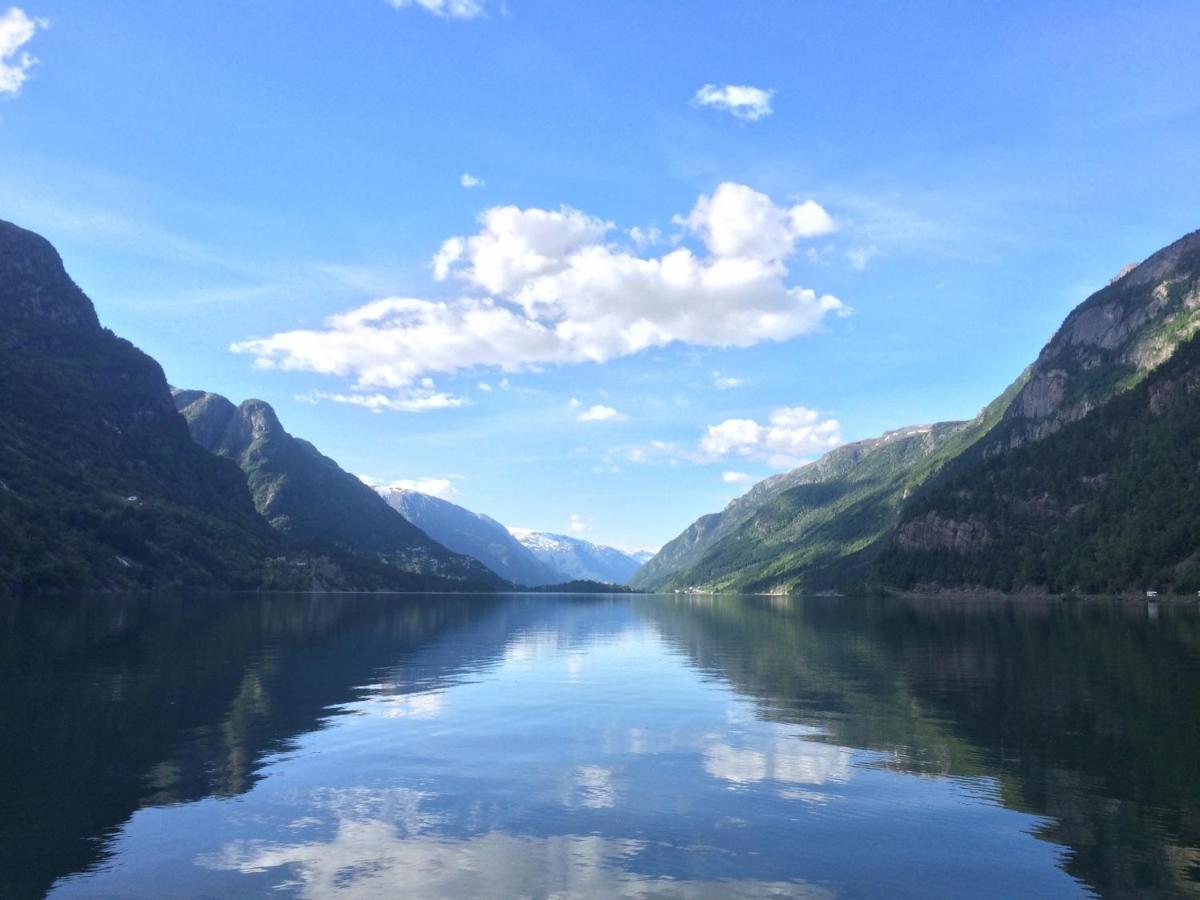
507,529 -> 647,585
377,488 -> 563,587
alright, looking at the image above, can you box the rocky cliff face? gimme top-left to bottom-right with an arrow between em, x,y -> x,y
0,221 -> 101,342
992,229 -> 1200,450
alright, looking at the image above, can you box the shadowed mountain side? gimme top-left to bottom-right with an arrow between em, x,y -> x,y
173,390 -> 503,590
0,220 -> 279,593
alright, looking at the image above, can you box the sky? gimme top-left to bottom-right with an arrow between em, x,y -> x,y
2,1 -> 1199,553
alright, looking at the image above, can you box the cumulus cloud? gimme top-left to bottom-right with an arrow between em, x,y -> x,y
232,184 -> 844,406
388,0 -> 487,19
699,406 -> 841,468
567,513 -> 589,534
460,172 -> 484,189
577,404 -> 626,422
722,471 -> 753,485
692,83 -> 774,121
621,405 -> 841,471
680,182 -> 835,260
0,8 -> 45,95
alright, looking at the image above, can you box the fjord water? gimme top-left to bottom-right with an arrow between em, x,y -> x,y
3,595 -> 1198,898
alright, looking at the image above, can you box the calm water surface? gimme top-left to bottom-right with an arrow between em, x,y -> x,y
2,592 -> 1199,898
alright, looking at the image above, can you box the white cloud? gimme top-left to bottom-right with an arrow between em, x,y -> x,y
567,513 -> 588,534
477,380 -> 493,391
577,404 -> 626,422
712,371 -> 744,389
627,225 -> 662,248
681,182 -> 835,261
621,405 -> 841,471
846,245 -> 878,271
376,476 -> 463,501
0,8 -> 45,96
232,184 -> 845,400
699,406 -> 841,468
296,379 -> 465,413
388,0 -> 487,19
722,471 -> 753,485
692,83 -> 774,121
460,172 -> 484,189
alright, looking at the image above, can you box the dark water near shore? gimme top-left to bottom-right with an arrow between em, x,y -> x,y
2,592 -> 1199,898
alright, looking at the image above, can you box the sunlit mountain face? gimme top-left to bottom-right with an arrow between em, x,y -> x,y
5,592 -> 1197,898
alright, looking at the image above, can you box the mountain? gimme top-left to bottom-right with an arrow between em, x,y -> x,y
509,529 -> 646,584
637,228 -> 1200,595
875,230 -> 1200,594
0,219 -> 281,593
173,390 -> 503,589
376,487 -> 563,586
628,416 -> 1007,594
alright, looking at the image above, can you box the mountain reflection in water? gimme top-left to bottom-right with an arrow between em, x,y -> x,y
0,592 -> 1196,898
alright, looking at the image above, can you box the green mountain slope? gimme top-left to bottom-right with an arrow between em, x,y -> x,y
173,390 -> 504,588
0,220 -> 279,593
638,227 -> 1200,595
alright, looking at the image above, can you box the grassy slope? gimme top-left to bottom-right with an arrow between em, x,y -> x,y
654,375 -> 1028,593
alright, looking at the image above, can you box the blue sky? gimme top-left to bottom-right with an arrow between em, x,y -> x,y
2,0 -> 1199,552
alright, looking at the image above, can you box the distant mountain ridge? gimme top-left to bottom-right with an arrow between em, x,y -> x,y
377,487 -> 563,586
173,390 -> 503,589
509,529 -> 646,585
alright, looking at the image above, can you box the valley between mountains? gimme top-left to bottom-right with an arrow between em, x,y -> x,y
3,217 -> 1199,597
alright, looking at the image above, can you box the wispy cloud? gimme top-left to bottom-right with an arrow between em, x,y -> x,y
460,172 -> 485,189
388,0 -> 487,20
296,378 -> 465,413
692,84 -> 774,121
711,371 -> 744,389
845,245 -> 878,271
